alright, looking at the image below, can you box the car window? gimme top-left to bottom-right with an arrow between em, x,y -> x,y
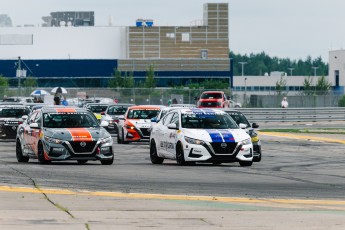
108,106 -> 128,115
170,112 -> 179,127
200,93 -> 222,99
162,113 -> 174,126
127,109 -> 160,119
227,112 -> 250,127
43,112 -> 99,128
181,113 -> 238,129
0,107 -> 30,118
88,105 -> 108,113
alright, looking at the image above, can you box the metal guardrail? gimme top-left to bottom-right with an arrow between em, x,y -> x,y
222,107 -> 345,122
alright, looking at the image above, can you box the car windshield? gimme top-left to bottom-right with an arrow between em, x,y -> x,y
107,106 -> 129,115
87,105 -> 108,113
43,112 -> 99,128
227,111 -> 250,127
181,113 -> 238,129
127,109 -> 160,119
200,93 -> 222,99
0,108 -> 30,118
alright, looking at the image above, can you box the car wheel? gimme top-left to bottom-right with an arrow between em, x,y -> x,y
101,157 -> 114,165
16,139 -> 29,163
150,140 -> 164,164
37,142 -> 51,164
122,129 -> 129,144
117,130 -> 123,144
253,154 -> 262,162
77,160 -> 88,164
239,161 -> 252,167
176,143 -> 189,166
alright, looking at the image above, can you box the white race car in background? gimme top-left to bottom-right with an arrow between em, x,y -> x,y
149,108 -> 253,166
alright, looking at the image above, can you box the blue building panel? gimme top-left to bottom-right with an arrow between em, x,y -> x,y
0,59 -> 118,78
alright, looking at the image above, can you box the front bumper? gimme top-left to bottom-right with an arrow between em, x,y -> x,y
43,139 -> 114,161
183,141 -> 253,163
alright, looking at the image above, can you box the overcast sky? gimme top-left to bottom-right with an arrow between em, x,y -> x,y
2,0 -> 344,61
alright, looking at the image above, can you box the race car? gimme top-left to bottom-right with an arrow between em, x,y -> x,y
16,107 -> 114,165
117,105 -> 161,144
100,103 -> 134,134
149,108 -> 253,166
0,105 -> 31,139
222,109 -> 262,162
84,103 -> 110,122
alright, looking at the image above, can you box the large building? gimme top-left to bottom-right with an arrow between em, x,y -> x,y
0,3 -> 231,88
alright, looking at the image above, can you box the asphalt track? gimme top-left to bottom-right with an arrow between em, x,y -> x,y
0,132 -> 344,229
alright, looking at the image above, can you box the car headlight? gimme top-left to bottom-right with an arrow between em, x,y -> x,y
240,138 -> 252,146
126,124 -> 135,130
44,136 -> 63,144
184,136 -> 205,145
100,136 -> 113,144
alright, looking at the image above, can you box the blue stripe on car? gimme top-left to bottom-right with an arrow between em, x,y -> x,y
206,129 -> 235,143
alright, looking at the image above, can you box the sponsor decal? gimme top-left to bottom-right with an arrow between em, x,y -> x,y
190,108 -> 216,118
54,108 -> 77,113
160,141 -> 175,150
169,132 -> 176,139
206,129 -> 235,143
66,128 -> 92,141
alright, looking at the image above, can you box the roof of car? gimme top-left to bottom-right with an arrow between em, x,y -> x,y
128,105 -> 164,110
201,91 -> 225,94
40,107 -> 88,113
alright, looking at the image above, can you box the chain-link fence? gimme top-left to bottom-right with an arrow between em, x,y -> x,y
1,87 -> 344,108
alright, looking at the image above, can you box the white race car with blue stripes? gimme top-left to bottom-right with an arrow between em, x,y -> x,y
149,108 -> 253,166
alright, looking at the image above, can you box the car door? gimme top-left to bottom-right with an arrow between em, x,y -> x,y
165,112 -> 180,158
30,111 -> 43,154
157,112 -> 174,157
23,112 -> 38,153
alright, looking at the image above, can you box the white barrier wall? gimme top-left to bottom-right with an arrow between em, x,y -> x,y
0,26 -> 127,60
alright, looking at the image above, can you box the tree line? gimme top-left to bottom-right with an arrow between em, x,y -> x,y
231,51 -> 328,76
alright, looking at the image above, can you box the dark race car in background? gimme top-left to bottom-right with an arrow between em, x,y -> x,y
16,107 -> 114,165
0,105 -> 31,139
101,103 -> 134,134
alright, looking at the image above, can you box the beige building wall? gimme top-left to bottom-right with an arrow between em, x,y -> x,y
329,50 -> 345,86
126,3 -> 229,60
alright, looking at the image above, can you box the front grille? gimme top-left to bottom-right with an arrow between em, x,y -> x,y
68,141 -> 97,153
210,142 -> 238,154
200,102 -> 220,107
140,128 -> 150,137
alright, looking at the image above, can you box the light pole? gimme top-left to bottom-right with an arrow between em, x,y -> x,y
312,66 -> 319,76
16,56 -> 27,97
244,77 -> 247,106
288,68 -> 294,76
239,62 -> 247,76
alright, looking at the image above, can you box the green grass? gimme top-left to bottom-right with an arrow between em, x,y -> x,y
259,128 -> 345,134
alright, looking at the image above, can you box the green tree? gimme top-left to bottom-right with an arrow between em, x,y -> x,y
109,68 -> 122,88
0,75 -> 9,98
315,76 -> 331,95
338,95 -> 345,107
302,76 -> 314,95
23,77 -> 37,87
144,64 -> 156,88
127,72 -> 135,88
275,76 -> 287,95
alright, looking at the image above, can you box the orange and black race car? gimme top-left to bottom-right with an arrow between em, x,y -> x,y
117,105 -> 163,144
15,107 -> 114,165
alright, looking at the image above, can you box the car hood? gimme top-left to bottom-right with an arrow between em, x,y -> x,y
182,128 -> 250,143
43,127 -> 110,141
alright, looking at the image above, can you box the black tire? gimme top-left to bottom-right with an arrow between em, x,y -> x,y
117,130 -> 123,144
77,160 -> 88,164
239,161 -> 252,167
16,139 -> 29,163
253,154 -> 262,162
122,129 -> 129,144
150,140 -> 164,164
176,143 -> 188,166
101,157 -> 114,165
37,142 -> 50,164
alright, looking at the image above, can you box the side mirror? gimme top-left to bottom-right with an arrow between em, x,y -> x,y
252,123 -> 259,128
167,123 -> 178,130
239,123 -> 247,129
30,123 -> 40,129
151,117 -> 158,123
119,117 -> 125,121
101,111 -> 105,115
100,120 -> 109,127
22,115 -> 28,121
227,96 -> 231,100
